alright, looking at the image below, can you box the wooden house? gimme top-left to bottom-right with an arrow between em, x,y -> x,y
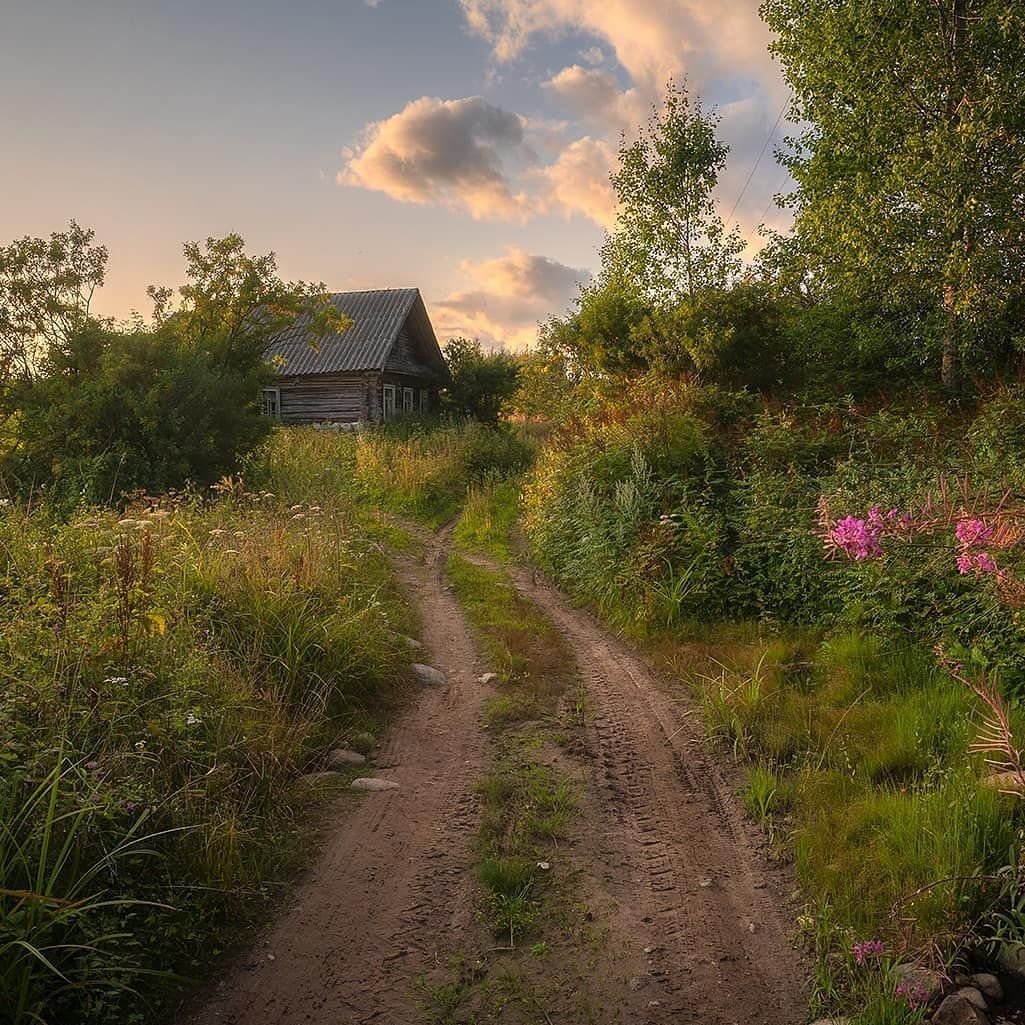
262,288 -> 449,424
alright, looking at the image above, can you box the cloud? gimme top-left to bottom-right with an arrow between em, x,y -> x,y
460,0 -> 793,243
460,0 -> 784,104
541,65 -> 638,132
340,95 -> 536,220
339,1 -> 793,242
433,247 -> 591,349
536,136 -> 617,228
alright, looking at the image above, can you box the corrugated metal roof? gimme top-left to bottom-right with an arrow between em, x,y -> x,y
265,288 -> 431,376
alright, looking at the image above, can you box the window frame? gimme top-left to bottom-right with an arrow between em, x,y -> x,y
402,386 -> 414,413
382,383 -> 396,419
260,387 -> 281,418
419,389 -> 428,413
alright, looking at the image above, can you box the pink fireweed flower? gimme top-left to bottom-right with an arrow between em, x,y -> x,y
957,551 -> 998,576
852,939 -> 885,965
895,981 -> 931,1009
829,516 -> 883,561
955,517 -> 994,550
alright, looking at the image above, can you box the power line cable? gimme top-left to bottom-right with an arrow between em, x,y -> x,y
726,94 -> 791,225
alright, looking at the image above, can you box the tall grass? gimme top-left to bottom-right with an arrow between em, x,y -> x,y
0,463 -> 410,1023
254,421 -> 533,525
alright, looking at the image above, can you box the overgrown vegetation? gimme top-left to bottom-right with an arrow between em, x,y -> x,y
0,469 -> 414,1024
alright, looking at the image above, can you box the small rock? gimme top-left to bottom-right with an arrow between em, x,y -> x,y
478,672 -> 499,684
411,663 -> 446,687
326,748 -> 366,769
267,953 -> 275,961
698,877 -> 713,888
403,636 -> 424,651
647,1000 -> 661,1009
894,963 -> 944,1005
747,922 -> 757,933
970,974 -> 1004,1003
350,777 -> 400,792
960,988 -> 988,1011
933,991 -> 990,1025
627,975 -> 648,992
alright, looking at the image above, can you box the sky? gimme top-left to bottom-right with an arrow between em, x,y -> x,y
2,0 -> 793,350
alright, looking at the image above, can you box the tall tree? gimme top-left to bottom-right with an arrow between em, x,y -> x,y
608,80 -> 744,306
0,221 -> 107,383
762,0 -> 1025,391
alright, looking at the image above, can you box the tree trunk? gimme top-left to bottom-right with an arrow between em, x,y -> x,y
939,0 -> 968,396
941,283 -> 961,395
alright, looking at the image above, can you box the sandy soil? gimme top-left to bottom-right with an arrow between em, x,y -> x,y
181,526 -> 807,1025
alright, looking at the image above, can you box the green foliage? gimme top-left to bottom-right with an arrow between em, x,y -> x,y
0,443 -> 410,1023
441,337 -> 521,423
608,80 -> 744,304
762,0 -> 1025,389
0,231 -> 342,508
0,221 -> 107,384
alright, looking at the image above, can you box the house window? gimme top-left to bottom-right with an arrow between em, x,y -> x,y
420,389 -> 428,413
260,387 -> 280,418
382,384 -> 396,419
403,387 -> 414,413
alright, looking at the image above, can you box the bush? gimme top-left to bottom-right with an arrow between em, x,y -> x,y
0,231 -> 340,511
441,337 -> 521,423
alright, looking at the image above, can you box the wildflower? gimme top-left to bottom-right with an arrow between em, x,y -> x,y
85,760 -> 99,771
121,800 -> 137,813
955,517 -> 993,550
185,712 -> 202,726
829,516 -> 883,561
957,551 -> 998,576
895,981 -> 931,1009
104,675 -> 128,686
852,939 -> 885,965
134,740 -> 146,750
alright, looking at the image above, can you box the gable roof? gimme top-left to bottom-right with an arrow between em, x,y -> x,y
265,288 -> 447,378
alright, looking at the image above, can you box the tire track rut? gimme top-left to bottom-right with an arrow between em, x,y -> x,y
505,562 -> 807,1025
182,527 -> 488,1025
183,524 -> 806,1025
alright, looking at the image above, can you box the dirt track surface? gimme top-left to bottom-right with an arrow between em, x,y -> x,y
184,529 -> 489,1025
183,526 -> 806,1025
508,563 -> 807,1025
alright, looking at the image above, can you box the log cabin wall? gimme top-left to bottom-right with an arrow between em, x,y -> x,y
277,373 -> 369,423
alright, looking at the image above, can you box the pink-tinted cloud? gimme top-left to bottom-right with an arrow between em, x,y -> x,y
535,136 -> 617,228
432,246 -> 591,349
340,95 -> 536,220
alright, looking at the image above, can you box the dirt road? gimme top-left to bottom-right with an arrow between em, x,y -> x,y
183,526 -> 806,1025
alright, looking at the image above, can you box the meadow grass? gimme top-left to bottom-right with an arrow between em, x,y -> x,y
0,456 -> 416,1024
452,478 -> 521,562
255,421 -> 533,526
687,628 -> 1021,1021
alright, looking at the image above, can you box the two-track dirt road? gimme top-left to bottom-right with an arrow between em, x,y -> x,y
182,526 -> 806,1025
